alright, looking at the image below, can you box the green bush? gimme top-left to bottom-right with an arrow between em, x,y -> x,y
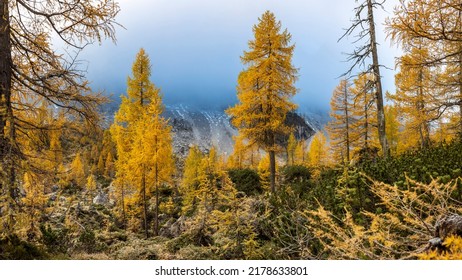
281,165 -> 312,196
360,140 -> 462,185
282,165 -> 311,183
228,168 -> 262,195
308,139 -> 462,217
0,235 -> 47,260
40,224 -> 70,254
78,230 -> 96,251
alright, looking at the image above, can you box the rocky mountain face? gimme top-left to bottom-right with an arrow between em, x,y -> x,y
102,102 -> 328,159
163,104 -> 326,158
163,105 -> 237,158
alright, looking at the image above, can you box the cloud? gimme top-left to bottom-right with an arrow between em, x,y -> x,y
81,0 -> 401,111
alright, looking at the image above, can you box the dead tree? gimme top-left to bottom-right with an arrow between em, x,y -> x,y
339,0 -> 389,158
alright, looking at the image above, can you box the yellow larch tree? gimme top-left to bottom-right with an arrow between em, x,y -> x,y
48,130 -> 63,177
384,104 -> 401,155
432,118 -> 456,143
86,174 -> 97,203
389,45 -> 439,150
294,139 -> 308,165
228,134 -> 247,169
69,153 -> 86,188
195,148 -> 221,218
387,0 -> 462,136
228,134 -> 261,169
180,146 -> 204,214
8,103 -> 70,235
307,131 -> 329,168
287,132 -> 297,166
111,49 -> 174,238
246,141 -> 261,169
104,151 -> 115,178
110,115 -> 131,214
0,1 -> 119,232
257,153 -> 271,190
20,171 -> 47,240
189,147 -> 237,240
97,153 -> 105,175
350,73 -> 379,158
95,129 -> 116,177
129,100 -> 175,236
111,174 -> 135,230
326,79 -> 355,164
227,11 -> 298,193
19,101 -> 66,187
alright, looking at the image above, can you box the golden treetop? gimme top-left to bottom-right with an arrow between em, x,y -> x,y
227,10 -> 298,151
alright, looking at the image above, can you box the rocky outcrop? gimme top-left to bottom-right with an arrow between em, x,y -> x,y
427,214 -> 462,251
93,191 -> 110,206
434,214 -> 462,239
159,216 -> 186,238
103,102 -> 327,161
164,104 -> 320,160
163,105 -> 237,158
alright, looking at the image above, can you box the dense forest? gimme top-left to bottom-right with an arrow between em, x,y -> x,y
1,0 -> 462,260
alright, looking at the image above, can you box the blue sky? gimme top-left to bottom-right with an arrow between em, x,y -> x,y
81,0 -> 401,112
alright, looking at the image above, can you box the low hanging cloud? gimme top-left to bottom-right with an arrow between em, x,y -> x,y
81,0 -> 401,111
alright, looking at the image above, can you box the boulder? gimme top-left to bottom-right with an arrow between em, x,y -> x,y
93,191 -> 109,206
159,216 -> 186,238
434,214 -> 462,239
427,214 -> 462,251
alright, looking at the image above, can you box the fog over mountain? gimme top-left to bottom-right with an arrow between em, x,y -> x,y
92,0 -> 398,158
101,98 -> 328,159
83,0 -> 400,115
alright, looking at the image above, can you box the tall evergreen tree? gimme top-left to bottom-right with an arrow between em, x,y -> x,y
69,153 -> 86,187
228,134 -> 246,169
388,0 -> 462,135
227,11 -> 298,193
180,146 -> 204,214
384,104 -> 400,155
111,49 -> 174,238
391,48 -> 436,149
327,80 -> 355,164
287,132 -> 297,166
350,73 -> 379,155
307,131 -> 328,167
0,0 -> 119,231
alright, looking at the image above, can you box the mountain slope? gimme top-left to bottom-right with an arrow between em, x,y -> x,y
163,104 -> 325,158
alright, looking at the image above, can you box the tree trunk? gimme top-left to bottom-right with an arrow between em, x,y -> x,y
459,51 -> 462,136
418,78 -> 430,148
121,184 -> 126,229
142,166 -> 148,238
154,135 -> 159,236
269,150 -> 276,193
418,39 -> 431,148
367,0 -> 388,158
154,177 -> 159,236
0,1 -> 17,231
343,81 -> 350,163
364,89 -> 369,150
0,1 -> 11,156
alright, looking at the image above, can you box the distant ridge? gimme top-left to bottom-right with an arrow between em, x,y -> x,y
100,101 -> 329,158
